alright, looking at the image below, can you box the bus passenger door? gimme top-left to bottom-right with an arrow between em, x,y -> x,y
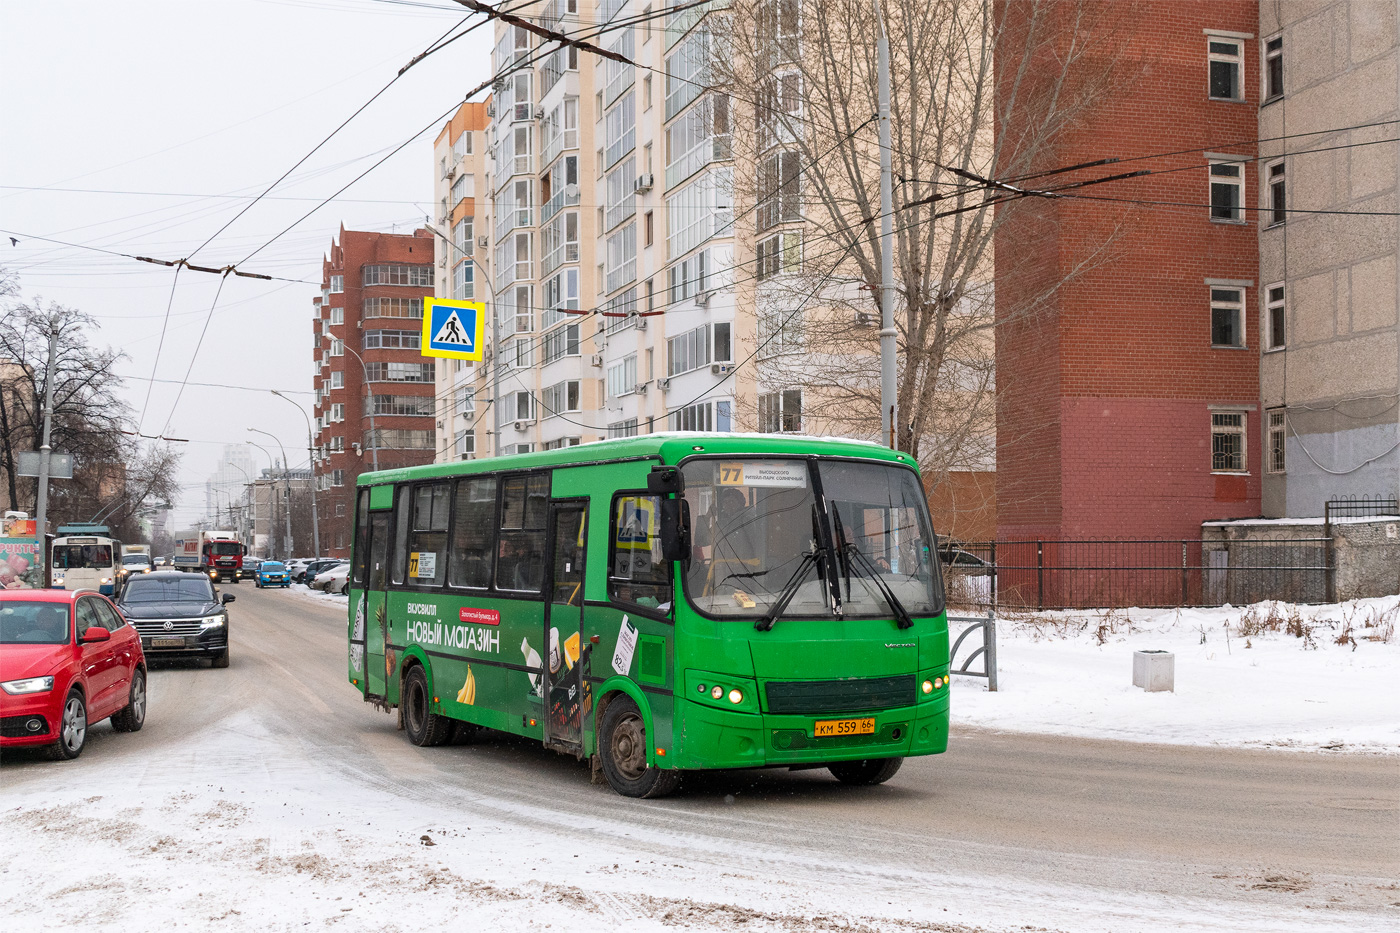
363,511 -> 392,699
543,501 -> 587,755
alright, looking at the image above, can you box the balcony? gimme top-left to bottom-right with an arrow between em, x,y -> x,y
541,185 -> 580,224
666,134 -> 731,191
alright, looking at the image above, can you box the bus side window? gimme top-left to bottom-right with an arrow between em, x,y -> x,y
407,482 -> 450,587
608,493 -> 671,612
351,489 -> 371,586
496,473 -> 549,593
449,476 -> 497,588
390,485 -> 412,585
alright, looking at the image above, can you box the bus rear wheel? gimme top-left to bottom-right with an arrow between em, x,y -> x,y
599,695 -> 680,799
828,757 -> 904,786
402,665 -> 453,747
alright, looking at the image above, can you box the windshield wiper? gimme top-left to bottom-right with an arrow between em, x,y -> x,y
830,511 -> 914,630
754,548 -> 823,632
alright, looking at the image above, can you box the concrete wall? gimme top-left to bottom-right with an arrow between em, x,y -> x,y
1202,515 -> 1400,601
1258,0 -> 1400,517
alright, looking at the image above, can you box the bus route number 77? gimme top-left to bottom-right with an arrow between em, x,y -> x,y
718,463 -> 744,485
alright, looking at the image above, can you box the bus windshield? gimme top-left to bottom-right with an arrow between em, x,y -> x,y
52,544 -> 113,569
681,457 -> 944,620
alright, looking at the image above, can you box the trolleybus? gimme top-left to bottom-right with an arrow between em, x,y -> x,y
51,525 -> 123,595
346,434 -> 950,797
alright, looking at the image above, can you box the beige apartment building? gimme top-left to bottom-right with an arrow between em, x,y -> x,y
432,0 -> 814,462
1256,1 -> 1400,516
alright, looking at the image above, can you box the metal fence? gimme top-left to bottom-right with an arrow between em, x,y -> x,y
943,536 -> 1332,611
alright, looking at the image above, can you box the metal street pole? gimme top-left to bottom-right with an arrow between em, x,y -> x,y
33,326 -> 59,575
426,222 -> 495,457
874,0 -> 898,449
249,428 -> 294,559
270,390 -> 322,556
319,345 -> 378,472
246,441 -> 276,559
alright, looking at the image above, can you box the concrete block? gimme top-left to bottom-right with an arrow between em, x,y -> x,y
1133,650 -> 1175,692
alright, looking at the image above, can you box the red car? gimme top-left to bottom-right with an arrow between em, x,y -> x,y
0,588 -> 146,759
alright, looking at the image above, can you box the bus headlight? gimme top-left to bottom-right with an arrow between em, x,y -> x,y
100,577 -> 112,585
710,685 -> 723,700
728,689 -> 743,704
922,680 -> 934,694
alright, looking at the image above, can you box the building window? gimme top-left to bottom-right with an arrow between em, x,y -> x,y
330,370 -> 344,389
607,354 -> 638,398
542,437 -> 582,450
363,297 -> 424,319
1207,37 -> 1243,101
669,400 -> 732,432
1211,412 -> 1246,472
1209,162 -> 1244,222
1264,284 -> 1285,351
455,386 -> 475,416
1210,287 -> 1245,348
758,389 -> 803,433
542,380 -> 581,417
541,322 -> 581,364
330,436 -> 345,452
330,274 -> 344,293
757,230 -> 802,280
667,322 -> 731,376
366,429 -> 435,450
758,150 -> 801,231
332,469 -> 346,487
1267,409 -> 1286,473
361,264 -> 432,287
1263,35 -> 1283,102
365,361 -> 434,383
1267,161 -> 1285,226
370,395 -> 434,416
509,390 -> 534,422
330,339 -> 344,356
331,403 -> 345,422
608,418 -> 639,438
758,304 -> 804,357
329,306 -> 344,325
455,430 -> 475,461
644,210 -> 654,246
363,329 -> 421,350
335,503 -> 347,517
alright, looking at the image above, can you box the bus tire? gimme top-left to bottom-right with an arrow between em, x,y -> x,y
402,665 -> 453,747
599,695 -> 680,799
828,757 -> 904,786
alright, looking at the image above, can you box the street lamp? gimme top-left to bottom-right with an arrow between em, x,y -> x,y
248,428 -> 294,559
270,389 -> 322,556
318,339 -> 379,473
246,441 -> 278,559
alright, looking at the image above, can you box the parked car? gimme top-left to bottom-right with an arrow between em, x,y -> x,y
237,558 -> 261,582
298,558 -> 340,585
313,562 -> 350,594
0,589 -> 147,760
115,571 -> 234,669
255,561 -> 291,588
938,543 -> 993,607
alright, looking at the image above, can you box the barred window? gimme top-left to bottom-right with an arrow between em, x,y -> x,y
362,264 -> 432,287
1267,409 -> 1286,474
1211,412 -> 1246,472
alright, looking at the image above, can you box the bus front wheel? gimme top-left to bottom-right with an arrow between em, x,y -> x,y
828,757 -> 904,786
402,665 -> 453,747
598,695 -> 680,799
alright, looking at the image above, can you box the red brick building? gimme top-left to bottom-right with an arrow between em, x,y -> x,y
313,226 -> 437,557
995,1 -> 1262,543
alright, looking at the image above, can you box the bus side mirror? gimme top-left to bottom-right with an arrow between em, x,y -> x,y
647,466 -> 681,496
658,498 -> 690,563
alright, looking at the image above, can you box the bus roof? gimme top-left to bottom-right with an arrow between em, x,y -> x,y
355,433 -> 915,488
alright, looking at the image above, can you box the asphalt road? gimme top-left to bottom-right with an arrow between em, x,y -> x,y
6,585 -> 1398,931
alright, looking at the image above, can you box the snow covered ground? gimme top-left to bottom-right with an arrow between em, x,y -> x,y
285,582 -> 348,605
951,595 -> 1400,754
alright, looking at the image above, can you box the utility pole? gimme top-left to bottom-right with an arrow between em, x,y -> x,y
874,0 -> 898,449
33,327 -> 59,575
271,391 -> 321,556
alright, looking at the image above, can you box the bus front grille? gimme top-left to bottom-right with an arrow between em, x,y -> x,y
764,675 -> 915,714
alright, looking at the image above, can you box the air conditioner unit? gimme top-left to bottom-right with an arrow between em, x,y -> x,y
635,314 -> 648,330
447,165 -> 457,181
486,102 -> 496,118
634,383 -> 649,394
514,420 -> 529,432
589,353 -> 604,366
634,173 -> 654,193
695,290 -> 712,307
534,106 -> 546,119
477,235 -> 490,248
710,363 -> 733,375
656,377 -> 670,390
855,311 -> 875,326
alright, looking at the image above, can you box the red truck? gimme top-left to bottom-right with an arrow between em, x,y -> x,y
173,531 -> 246,584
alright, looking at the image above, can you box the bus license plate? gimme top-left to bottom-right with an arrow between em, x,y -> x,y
151,637 -> 185,648
814,717 -> 875,737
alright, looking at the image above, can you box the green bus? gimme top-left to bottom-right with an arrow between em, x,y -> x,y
346,433 -> 950,797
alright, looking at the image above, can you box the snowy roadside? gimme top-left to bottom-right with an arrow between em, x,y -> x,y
951,595 -> 1400,754
284,582 -> 348,605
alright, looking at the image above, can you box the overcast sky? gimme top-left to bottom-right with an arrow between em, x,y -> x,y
1,0 -> 493,528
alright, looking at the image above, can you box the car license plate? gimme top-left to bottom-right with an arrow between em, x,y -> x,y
813,717 -> 876,737
151,637 -> 185,648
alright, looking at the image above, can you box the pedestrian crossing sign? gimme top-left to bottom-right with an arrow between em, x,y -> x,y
421,298 -> 486,361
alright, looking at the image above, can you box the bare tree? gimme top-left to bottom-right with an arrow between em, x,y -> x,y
0,276 -> 181,541
714,0 -> 1129,481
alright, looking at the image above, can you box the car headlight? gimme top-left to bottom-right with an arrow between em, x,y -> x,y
200,614 -> 226,628
2,676 -> 55,695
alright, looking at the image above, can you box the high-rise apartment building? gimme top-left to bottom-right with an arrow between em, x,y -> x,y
432,0 -> 749,462
313,227 -> 438,557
